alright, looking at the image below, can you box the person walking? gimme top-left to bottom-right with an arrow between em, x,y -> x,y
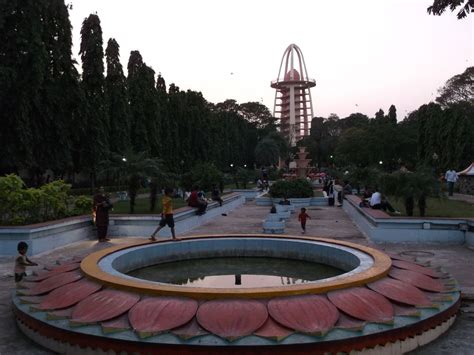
93,187 -> 113,242
298,207 -> 311,234
445,169 -> 458,197
149,187 -> 178,241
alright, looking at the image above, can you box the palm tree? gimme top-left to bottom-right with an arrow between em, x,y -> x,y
98,150 -> 165,213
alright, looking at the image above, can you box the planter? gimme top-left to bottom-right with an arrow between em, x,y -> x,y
273,197 -> 312,208
255,196 -> 273,206
310,197 -> 328,206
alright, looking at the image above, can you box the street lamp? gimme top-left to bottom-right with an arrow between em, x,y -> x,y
122,157 -> 127,162
243,164 -> 247,168
379,161 -> 383,165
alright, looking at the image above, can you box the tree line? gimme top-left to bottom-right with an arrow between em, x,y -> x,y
0,1 -> 276,187
300,67 -> 473,174
1,0 -> 472,190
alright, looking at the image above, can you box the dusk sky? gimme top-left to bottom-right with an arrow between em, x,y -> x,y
69,0 -> 473,121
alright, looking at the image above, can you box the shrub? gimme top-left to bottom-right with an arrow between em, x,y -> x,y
0,174 -> 93,225
74,195 -> 93,215
269,179 -> 314,198
190,163 -> 223,191
234,168 -> 254,188
380,170 -> 436,216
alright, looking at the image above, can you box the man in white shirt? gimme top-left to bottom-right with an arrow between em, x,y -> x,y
444,169 -> 458,196
370,191 -> 382,207
370,188 -> 400,214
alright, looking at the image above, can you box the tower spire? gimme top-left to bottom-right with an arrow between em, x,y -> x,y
271,44 -> 316,146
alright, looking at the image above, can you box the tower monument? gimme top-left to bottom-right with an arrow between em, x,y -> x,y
271,44 -> 316,147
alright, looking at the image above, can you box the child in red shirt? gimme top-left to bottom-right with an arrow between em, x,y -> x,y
298,207 -> 311,234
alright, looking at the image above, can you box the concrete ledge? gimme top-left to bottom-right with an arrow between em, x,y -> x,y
231,188 -> 261,201
256,196 -> 328,207
108,193 -> 245,238
0,193 -> 245,256
0,216 -> 93,256
343,195 -> 469,244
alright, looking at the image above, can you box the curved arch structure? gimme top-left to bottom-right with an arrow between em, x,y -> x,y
271,44 -> 316,146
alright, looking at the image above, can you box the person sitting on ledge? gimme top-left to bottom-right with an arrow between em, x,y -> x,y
187,185 -> 207,215
370,187 -> 400,214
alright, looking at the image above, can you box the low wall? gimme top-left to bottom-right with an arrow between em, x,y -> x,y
255,196 -> 328,207
109,193 -> 245,238
343,196 -> 472,244
0,193 -> 245,256
0,216 -> 94,256
231,188 -> 261,201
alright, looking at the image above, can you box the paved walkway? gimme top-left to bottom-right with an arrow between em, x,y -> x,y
0,201 -> 473,354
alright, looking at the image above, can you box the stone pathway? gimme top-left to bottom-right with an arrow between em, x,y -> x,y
0,201 -> 473,354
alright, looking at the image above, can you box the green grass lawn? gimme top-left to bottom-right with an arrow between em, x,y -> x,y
389,196 -> 473,218
112,196 -> 188,214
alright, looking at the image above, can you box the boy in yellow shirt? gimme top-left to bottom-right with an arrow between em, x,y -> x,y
149,187 -> 178,241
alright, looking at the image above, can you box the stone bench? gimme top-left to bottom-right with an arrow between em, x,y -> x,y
262,220 -> 285,234
276,210 -> 291,220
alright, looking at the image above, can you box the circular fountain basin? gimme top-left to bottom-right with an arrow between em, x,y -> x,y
87,236 -> 384,298
13,235 -> 460,354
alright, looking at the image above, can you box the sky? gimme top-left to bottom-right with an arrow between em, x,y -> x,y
68,0 -> 473,121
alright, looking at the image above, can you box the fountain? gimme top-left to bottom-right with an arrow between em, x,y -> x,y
295,146 -> 311,179
13,235 -> 460,354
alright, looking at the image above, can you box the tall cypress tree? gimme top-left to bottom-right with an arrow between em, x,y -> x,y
79,14 -> 108,184
36,0 -> 84,176
0,0 -> 47,174
127,51 -> 149,152
105,38 -> 131,154
127,51 -> 160,155
0,0 -> 82,178
388,104 -> 397,125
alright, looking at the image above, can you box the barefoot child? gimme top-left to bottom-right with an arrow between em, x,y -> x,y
149,187 -> 178,241
298,207 -> 311,234
14,241 -> 38,282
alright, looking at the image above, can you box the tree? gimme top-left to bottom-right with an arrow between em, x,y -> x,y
374,109 -> 385,121
0,0 -> 84,179
127,51 -> 161,155
98,150 -> 164,213
0,0 -> 48,174
335,128 -> 373,167
189,163 -> 223,191
238,101 -> 275,128
427,0 -> 473,19
79,14 -> 108,187
255,138 -> 279,166
436,67 -> 474,107
388,105 -> 397,124
105,38 -> 131,154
